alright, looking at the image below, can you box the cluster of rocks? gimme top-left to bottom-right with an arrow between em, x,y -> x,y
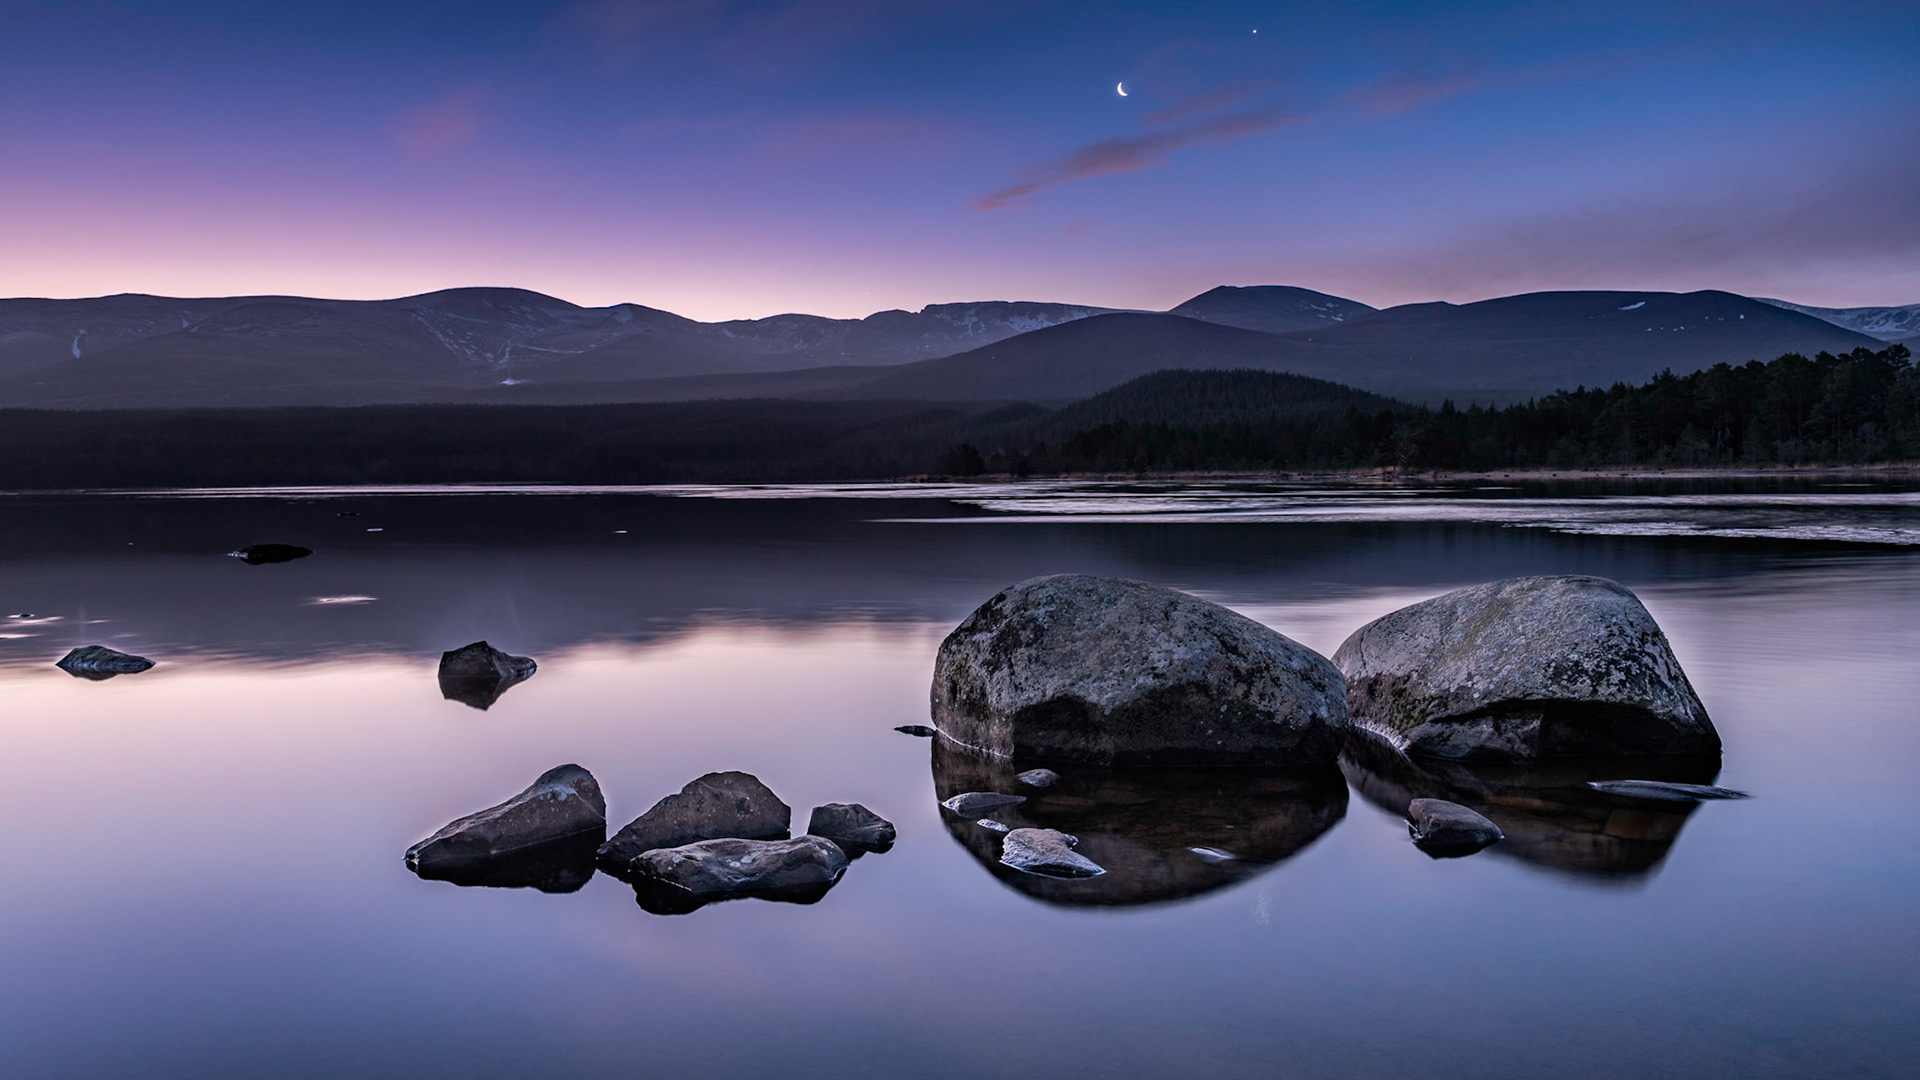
406,765 -> 893,914
930,572 -> 1741,869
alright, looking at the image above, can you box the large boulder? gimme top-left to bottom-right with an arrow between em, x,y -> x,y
1334,576 -> 1718,760
405,764 -> 607,886
932,575 -> 1349,766
597,771 -> 791,875
437,641 -> 537,710
629,836 -> 848,914
56,645 -> 154,679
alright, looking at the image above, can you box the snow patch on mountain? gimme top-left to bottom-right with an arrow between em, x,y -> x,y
1754,298 -> 1920,341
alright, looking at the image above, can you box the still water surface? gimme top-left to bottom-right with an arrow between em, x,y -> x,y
1,482 -> 1915,1078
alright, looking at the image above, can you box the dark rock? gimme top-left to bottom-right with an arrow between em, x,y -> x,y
1334,576 -> 1719,761
1340,732 -> 1721,880
229,543 -> 313,565
932,575 -> 1349,767
628,836 -> 848,914
895,724 -> 937,737
941,791 -> 1026,818
407,831 -> 601,893
1587,780 -> 1749,802
598,771 -> 791,876
806,802 -> 896,854
437,641 -> 537,710
1017,768 -> 1060,788
56,645 -> 154,679
405,764 -> 607,888
1407,798 -> 1504,858
934,739 -> 1346,906
1000,828 -> 1106,877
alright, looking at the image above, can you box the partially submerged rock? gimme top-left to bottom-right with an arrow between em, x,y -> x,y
229,543 -> 313,565
941,791 -> 1026,818
1340,734 -> 1721,880
598,771 -> 791,875
1000,828 -> 1106,878
1334,576 -> 1718,760
933,575 -> 1349,766
405,765 -> 607,888
807,802 -> 896,854
1588,780 -> 1749,802
1407,798 -> 1504,858
895,725 -> 937,737
1017,769 -> 1060,788
437,641 -> 537,710
629,836 -> 848,914
934,740 -> 1346,906
56,645 -> 154,679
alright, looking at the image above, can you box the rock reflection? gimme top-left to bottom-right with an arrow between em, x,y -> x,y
931,738 -> 1347,907
1339,734 -> 1722,880
406,832 -> 601,894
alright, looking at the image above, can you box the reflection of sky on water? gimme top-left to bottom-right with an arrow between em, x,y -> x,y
0,488 -> 1916,1077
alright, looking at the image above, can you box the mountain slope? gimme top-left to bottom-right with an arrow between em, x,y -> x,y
1752,298 -> 1920,341
1170,285 -> 1377,334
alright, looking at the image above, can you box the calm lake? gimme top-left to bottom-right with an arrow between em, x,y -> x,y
2,480 -> 1916,1079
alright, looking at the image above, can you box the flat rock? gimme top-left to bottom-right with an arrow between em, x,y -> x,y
229,543 -> 312,565
598,771 -> 791,874
1407,797 -> 1504,858
1000,828 -> 1106,878
406,764 -> 607,877
56,645 -> 154,678
629,836 -> 848,913
942,791 -> 1026,818
933,575 -> 1348,766
894,725 -> 937,737
1334,576 -> 1719,760
1587,780 -> 1749,802
806,802 -> 896,854
1017,769 -> 1060,788
437,641 -> 537,710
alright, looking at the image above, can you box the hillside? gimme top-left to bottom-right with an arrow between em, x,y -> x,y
1170,285 -> 1377,334
1754,298 -> 1920,341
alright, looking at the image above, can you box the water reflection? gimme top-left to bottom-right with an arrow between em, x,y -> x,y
1339,734 -> 1721,880
931,738 -> 1347,906
405,832 -> 601,894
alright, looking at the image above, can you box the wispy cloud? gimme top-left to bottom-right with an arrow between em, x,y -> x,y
973,106 -> 1305,211
394,89 -> 486,158
1345,60 -> 1478,116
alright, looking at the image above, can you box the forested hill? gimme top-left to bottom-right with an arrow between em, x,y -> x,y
0,347 -> 1911,488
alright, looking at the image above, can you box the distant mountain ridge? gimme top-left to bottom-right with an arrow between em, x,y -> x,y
1753,298 -> 1920,341
0,283 -> 1888,409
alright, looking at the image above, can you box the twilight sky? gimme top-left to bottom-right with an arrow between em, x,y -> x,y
3,0 -> 1917,319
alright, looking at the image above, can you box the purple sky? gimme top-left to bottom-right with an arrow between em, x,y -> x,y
2,0 -> 1916,318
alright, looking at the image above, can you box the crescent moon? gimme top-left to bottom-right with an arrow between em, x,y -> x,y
1116,82 -> 1128,97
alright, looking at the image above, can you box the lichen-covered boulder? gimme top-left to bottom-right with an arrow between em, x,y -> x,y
1334,576 -> 1718,760
56,645 -> 154,678
597,771 -> 791,874
405,764 -> 607,880
932,575 -> 1349,766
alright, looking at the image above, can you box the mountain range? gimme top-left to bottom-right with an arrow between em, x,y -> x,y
0,283 -> 1895,409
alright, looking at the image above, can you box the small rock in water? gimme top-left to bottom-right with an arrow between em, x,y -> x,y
437,641 -> 538,710
406,764 -> 607,874
598,771 -> 791,874
56,645 -> 154,679
894,724 -> 936,737
806,802 -> 896,854
941,791 -> 1027,818
1587,780 -> 1750,802
1188,846 -> 1237,862
1000,828 -> 1106,878
976,819 -> 1011,833
229,543 -> 313,565
1407,798 -> 1504,858
629,836 -> 848,914
1017,769 -> 1060,788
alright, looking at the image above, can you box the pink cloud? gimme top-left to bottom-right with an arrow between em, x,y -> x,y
1345,61 -> 1478,116
395,90 -> 485,158
972,107 -> 1305,211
